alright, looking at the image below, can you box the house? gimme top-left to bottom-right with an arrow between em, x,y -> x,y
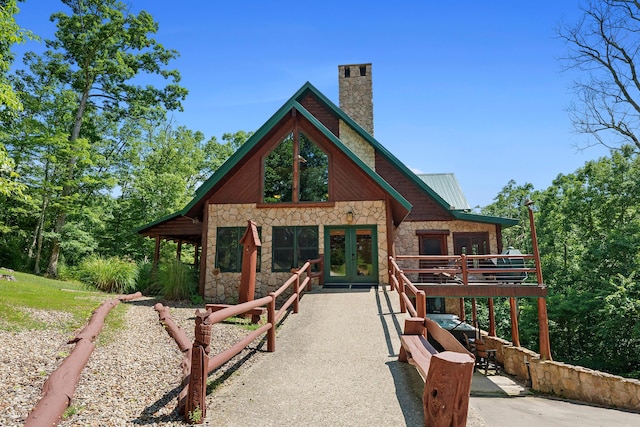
138,64 -> 516,305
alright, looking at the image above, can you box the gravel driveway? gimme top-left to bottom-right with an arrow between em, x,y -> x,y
0,296 -> 265,426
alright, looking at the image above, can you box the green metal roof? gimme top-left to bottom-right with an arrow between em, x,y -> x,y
299,83 -> 517,227
138,81 -> 517,232
417,173 -> 470,211
137,82 -> 412,233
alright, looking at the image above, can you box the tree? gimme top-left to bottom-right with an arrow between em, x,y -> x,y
0,0 -> 31,211
0,0 -> 31,113
559,0 -> 640,152
19,0 -> 187,276
481,180 -> 536,252
535,147 -> 640,376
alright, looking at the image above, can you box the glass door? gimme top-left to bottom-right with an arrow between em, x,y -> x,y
325,226 -> 377,283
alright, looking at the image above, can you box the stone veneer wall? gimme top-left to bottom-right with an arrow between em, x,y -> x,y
204,200 -> 388,302
394,220 -> 498,317
338,119 -> 376,170
394,220 -> 498,270
482,336 -> 640,412
338,63 -> 374,135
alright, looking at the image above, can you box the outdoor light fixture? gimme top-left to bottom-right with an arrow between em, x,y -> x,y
346,208 -> 354,223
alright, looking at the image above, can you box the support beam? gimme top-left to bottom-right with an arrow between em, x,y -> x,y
152,235 -> 161,287
488,298 -> 496,337
471,298 -> 477,326
509,297 -> 520,347
538,297 -> 552,360
198,204 -> 210,297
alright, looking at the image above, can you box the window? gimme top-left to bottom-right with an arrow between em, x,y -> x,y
264,133 -> 294,203
263,131 -> 328,203
272,226 -> 319,272
454,232 -> 489,255
215,227 -> 262,272
299,132 -> 329,202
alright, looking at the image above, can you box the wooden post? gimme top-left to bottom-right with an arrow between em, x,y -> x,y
526,199 -> 552,361
488,298 -> 496,337
177,240 -> 182,260
153,235 -> 161,274
416,290 -> 426,320
538,298 -> 552,360
186,310 -> 212,423
238,220 -> 261,304
198,203 -> 210,297
423,352 -> 475,427
458,298 -> 465,322
398,272 -> 407,313
509,297 -> 520,347
460,253 -> 468,284
293,270 -> 300,314
267,293 -> 276,352
471,298 -> 477,326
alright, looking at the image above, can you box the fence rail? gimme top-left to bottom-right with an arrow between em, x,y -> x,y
394,253 -> 540,286
174,256 -> 323,423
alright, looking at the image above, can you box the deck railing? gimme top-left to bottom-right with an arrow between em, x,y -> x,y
392,253 -> 540,286
389,250 -> 552,362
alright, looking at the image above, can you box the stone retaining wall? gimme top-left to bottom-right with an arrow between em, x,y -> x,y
482,335 -> 640,412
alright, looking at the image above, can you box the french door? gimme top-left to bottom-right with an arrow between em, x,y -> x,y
325,226 -> 377,284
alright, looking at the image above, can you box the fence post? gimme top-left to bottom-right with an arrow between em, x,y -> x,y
398,272 -> 407,313
461,253 -> 468,285
186,310 -> 211,423
417,290 -> 426,320
294,270 -> 300,314
267,293 -> 276,352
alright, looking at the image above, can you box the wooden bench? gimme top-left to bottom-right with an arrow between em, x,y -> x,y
399,333 -> 438,379
398,317 -> 475,427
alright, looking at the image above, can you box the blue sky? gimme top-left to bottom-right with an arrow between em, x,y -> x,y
14,0 -> 612,208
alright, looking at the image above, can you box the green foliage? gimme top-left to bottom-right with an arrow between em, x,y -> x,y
0,0 -> 33,113
187,406 -> 203,423
485,147 -> 640,377
76,256 -> 138,294
135,259 -> 156,294
159,259 -> 197,301
480,179 -> 536,252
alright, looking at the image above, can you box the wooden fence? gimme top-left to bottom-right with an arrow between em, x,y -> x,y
157,257 -> 323,423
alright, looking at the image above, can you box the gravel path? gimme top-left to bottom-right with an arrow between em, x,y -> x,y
0,297 -> 265,426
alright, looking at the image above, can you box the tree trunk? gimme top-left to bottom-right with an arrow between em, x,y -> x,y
29,160 -> 50,273
45,85 -> 90,277
32,195 -> 49,274
46,212 -> 66,277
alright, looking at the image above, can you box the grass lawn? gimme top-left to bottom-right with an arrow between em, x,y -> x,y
0,268 -> 126,336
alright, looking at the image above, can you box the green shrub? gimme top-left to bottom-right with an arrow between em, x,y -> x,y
159,259 -> 197,300
77,256 -> 138,294
136,260 -> 159,294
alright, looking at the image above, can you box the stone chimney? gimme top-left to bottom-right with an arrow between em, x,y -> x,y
338,63 -> 373,135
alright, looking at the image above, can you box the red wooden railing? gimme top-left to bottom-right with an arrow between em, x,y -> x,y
158,256 -> 323,423
393,254 -> 539,285
389,250 -> 552,362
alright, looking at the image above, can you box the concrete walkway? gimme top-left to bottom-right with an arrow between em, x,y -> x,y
206,285 -> 640,426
